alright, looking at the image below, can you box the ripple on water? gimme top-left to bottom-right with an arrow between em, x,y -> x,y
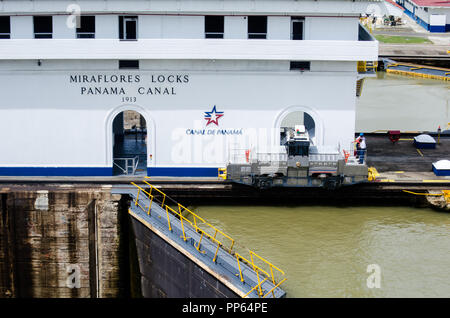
194,205 -> 450,297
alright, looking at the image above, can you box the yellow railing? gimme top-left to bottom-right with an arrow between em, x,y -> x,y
385,62 -> 450,81
218,168 -> 227,180
403,190 -> 450,203
130,179 -> 286,297
358,61 -> 378,73
368,167 -> 380,182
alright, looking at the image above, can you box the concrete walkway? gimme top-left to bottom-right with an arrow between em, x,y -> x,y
379,43 -> 450,58
375,13 -> 450,57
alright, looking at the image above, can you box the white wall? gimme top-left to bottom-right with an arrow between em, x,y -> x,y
224,16 -> 247,39
139,15 -> 163,38
429,14 -> 446,27
161,16 -> 204,39
53,15 -> 75,39
267,16 -> 290,40
305,17 -> 359,41
430,7 -> 450,25
96,15 -> 118,39
10,16 -> 33,39
0,64 -> 357,170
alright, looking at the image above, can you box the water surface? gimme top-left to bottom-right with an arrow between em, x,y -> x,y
356,72 -> 450,133
195,205 -> 450,298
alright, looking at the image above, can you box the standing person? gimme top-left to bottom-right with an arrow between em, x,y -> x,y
355,138 -> 361,158
358,133 -> 366,163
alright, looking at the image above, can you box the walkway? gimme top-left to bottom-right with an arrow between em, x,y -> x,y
114,180 -> 287,298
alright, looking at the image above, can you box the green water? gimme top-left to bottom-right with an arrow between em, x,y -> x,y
194,205 -> 450,298
356,72 -> 450,133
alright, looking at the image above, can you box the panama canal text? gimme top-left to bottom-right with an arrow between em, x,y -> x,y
69,73 -> 190,96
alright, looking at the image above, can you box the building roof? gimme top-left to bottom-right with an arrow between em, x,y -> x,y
410,0 -> 450,7
385,0 -> 405,10
0,0 -> 386,16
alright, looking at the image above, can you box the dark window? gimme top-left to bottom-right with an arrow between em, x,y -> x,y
290,61 -> 310,71
248,16 -> 267,39
34,16 -> 53,38
0,16 -> 11,39
205,16 -> 224,38
77,16 -> 95,38
119,60 -> 139,69
291,17 -> 304,40
119,16 -> 138,40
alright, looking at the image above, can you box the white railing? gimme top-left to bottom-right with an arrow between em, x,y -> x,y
256,152 -> 288,164
113,156 -> 139,175
309,153 -> 342,163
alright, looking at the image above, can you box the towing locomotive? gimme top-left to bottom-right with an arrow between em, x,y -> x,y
225,125 -> 368,189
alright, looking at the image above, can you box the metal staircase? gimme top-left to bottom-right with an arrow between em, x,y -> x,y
119,179 -> 287,298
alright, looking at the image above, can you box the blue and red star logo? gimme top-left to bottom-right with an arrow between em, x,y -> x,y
204,105 -> 224,126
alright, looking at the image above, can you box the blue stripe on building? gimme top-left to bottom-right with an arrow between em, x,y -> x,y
430,25 -> 446,32
0,167 -> 113,176
148,167 -> 219,177
0,166 -> 219,177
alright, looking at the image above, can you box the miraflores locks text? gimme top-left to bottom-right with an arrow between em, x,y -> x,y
69,73 -> 190,96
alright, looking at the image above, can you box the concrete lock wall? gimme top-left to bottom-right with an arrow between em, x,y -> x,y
0,186 -> 246,298
0,186 -> 129,298
130,217 -> 239,298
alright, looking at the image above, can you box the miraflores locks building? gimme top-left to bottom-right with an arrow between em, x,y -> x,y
0,0 -> 380,177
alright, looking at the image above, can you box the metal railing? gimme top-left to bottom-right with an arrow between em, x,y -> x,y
130,179 -> 286,298
113,156 -> 139,175
218,168 -> 227,180
256,152 -> 288,164
205,32 -> 224,38
34,32 -> 52,38
228,148 -> 251,164
403,190 -> 450,203
76,32 -> 95,38
248,33 -> 267,39
358,61 -> 378,73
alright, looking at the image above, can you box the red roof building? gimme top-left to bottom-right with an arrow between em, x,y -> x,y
410,0 -> 450,7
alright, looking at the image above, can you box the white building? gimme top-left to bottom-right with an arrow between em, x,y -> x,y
0,0 -> 379,177
396,0 -> 450,32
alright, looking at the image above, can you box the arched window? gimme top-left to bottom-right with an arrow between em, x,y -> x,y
112,110 -> 147,176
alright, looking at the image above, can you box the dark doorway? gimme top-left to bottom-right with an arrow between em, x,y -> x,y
291,17 -> 304,40
119,16 -> 138,40
112,111 -> 147,176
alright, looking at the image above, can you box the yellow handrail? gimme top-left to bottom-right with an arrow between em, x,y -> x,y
263,278 -> 287,298
218,168 -> 227,180
131,179 -> 287,298
402,190 -> 444,196
143,179 -> 236,252
243,277 -> 268,298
